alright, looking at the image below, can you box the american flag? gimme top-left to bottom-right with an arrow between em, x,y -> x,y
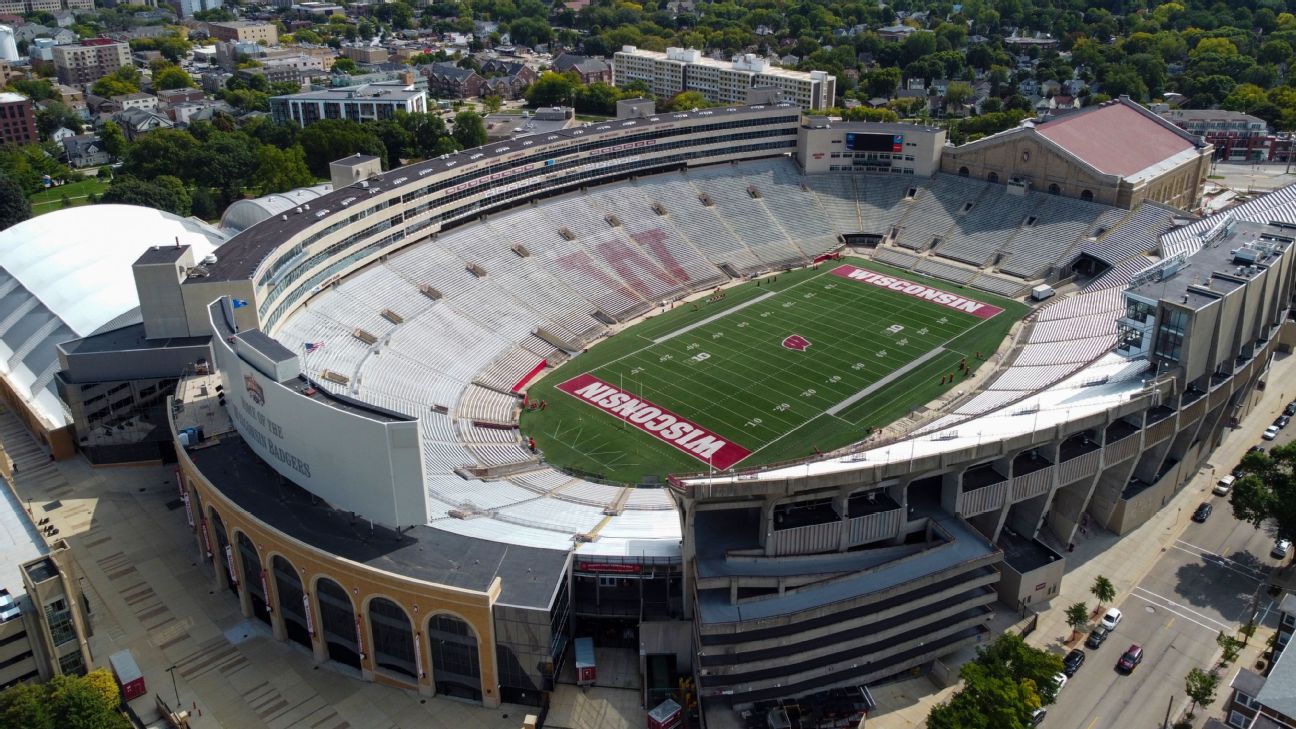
304,341 -> 325,353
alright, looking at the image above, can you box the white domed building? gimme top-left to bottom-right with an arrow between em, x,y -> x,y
0,205 -> 225,460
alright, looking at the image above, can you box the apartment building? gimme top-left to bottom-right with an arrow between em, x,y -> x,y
612,45 -> 836,110
52,39 -> 130,86
0,0 -> 91,15
1159,108 -> 1284,163
0,92 -> 36,146
0,478 -> 93,691
269,82 -> 427,126
207,21 -> 279,46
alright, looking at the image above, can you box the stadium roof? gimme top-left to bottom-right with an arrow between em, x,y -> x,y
1033,100 -> 1199,179
0,205 -> 225,428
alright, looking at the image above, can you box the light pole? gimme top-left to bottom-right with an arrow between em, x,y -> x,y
166,664 -> 180,711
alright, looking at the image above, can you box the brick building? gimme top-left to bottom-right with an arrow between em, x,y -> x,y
0,91 -> 36,146
52,39 -> 130,86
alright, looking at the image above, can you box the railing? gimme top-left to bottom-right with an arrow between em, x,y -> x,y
1180,396 -> 1207,424
1057,450 -> 1101,484
769,520 -> 842,556
1103,433 -> 1141,464
1145,415 -> 1178,444
1011,465 -> 1054,502
846,508 -> 903,547
961,481 -> 1008,517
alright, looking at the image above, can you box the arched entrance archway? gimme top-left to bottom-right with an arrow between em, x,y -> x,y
958,166 -> 969,177
237,532 -> 270,624
1048,183 -> 1061,195
369,597 -> 417,680
428,613 -> 482,701
210,510 -> 237,597
315,578 -> 361,669
987,172 -> 999,183
272,556 -> 311,648
1081,189 -> 1094,202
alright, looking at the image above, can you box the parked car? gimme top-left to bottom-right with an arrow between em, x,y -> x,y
1277,415 -> 1291,429
1192,502 -> 1213,522
1215,475 -> 1236,496
1085,626 -> 1110,649
1100,607 -> 1123,631
1117,644 -> 1143,672
1031,708 -> 1047,726
1250,445 -> 1267,454
1274,539 -> 1292,559
1285,401 -> 1296,417
1053,672 -> 1068,692
1264,425 -> 1281,440
1063,649 -> 1085,677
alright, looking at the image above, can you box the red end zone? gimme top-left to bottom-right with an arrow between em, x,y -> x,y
830,264 -> 1004,319
555,373 -> 751,469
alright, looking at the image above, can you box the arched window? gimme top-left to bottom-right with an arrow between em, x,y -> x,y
237,532 -> 270,624
958,166 -> 969,177
369,598 -> 416,680
272,556 -> 311,648
987,172 -> 999,184
1081,189 -> 1094,202
316,578 -> 361,668
428,614 -> 482,701
1048,183 -> 1061,195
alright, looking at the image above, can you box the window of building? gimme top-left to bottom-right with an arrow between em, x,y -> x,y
44,599 -> 76,647
1228,710 -> 1250,728
57,650 -> 85,676
1236,692 -> 1259,710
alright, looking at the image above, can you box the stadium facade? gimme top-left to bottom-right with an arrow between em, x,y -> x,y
5,99 -> 1296,722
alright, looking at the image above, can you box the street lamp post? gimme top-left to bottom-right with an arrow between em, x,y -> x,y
166,665 -> 180,711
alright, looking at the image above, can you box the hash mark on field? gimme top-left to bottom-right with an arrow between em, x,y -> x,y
826,347 -> 946,416
652,291 -> 777,343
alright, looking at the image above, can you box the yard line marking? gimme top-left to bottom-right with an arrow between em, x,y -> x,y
1132,586 -> 1234,632
652,292 -> 778,343
827,348 -> 947,416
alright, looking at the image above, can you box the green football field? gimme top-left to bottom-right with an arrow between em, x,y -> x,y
519,258 -> 1029,484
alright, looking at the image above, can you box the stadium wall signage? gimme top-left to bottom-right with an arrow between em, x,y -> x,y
555,373 -> 751,469
829,265 -> 1004,319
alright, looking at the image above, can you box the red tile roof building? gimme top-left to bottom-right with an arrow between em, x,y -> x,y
940,97 -> 1213,212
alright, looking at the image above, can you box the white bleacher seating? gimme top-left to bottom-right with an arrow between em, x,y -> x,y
914,257 -> 977,284
805,175 -> 861,233
458,384 -> 518,422
872,247 -> 919,269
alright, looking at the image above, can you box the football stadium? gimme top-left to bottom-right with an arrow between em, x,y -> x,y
4,96 -> 1296,726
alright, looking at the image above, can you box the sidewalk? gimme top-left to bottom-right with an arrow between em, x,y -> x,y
864,351 -> 1296,728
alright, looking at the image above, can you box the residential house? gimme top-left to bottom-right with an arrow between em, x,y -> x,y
112,107 -> 174,140
110,92 -> 158,113
551,53 -> 611,85
156,88 -> 206,107
49,126 -> 77,143
61,134 -> 110,168
423,62 -> 484,98
479,58 -> 536,100
876,25 -> 916,42
1018,78 -> 1040,96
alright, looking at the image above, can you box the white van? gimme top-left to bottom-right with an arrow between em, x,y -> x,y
1214,474 -> 1235,496
1030,284 -> 1055,301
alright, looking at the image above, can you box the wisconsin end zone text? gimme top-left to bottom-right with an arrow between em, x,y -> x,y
830,264 -> 1004,319
555,373 -> 752,469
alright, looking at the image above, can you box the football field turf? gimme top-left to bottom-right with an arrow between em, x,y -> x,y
519,258 -> 1029,484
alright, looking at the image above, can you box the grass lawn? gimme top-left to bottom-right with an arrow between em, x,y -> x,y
520,258 -> 1029,484
29,177 -> 109,215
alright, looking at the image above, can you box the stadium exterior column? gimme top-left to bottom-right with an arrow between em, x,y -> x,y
264,554 -> 288,642
759,498 -> 776,555
887,478 -> 909,546
680,503 -> 696,620
835,490 -> 851,552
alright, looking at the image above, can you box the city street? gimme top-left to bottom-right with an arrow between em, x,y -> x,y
1044,400 -> 1296,729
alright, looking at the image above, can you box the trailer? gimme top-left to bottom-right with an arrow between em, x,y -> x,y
648,698 -> 682,729
574,637 -> 596,686
109,649 -> 146,701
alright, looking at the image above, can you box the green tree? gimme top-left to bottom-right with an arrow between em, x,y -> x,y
1216,630 -> 1244,667
842,106 -> 900,122
100,121 -> 128,160
1090,575 -> 1115,611
1184,667 -> 1219,716
191,131 -> 259,196
331,57 -> 359,74
482,94 -> 503,114
452,110 -> 487,149
298,119 -> 387,176
100,175 -> 190,216
927,633 -> 1059,729
662,90 -> 718,112
0,173 -> 30,232
945,81 -> 974,113
0,681 -> 53,729
35,102 -> 83,140
91,66 -> 142,98
1193,37 -> 1239,57
251,145 -> 315,194
1064,602 -> 1089,639
1223,83 -> 1270,114
122,129 -> 199,180
152,64 -> 195,90
1231,443 -> 1296,553
525,71 -> 578,107
6,78 -> 55,101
